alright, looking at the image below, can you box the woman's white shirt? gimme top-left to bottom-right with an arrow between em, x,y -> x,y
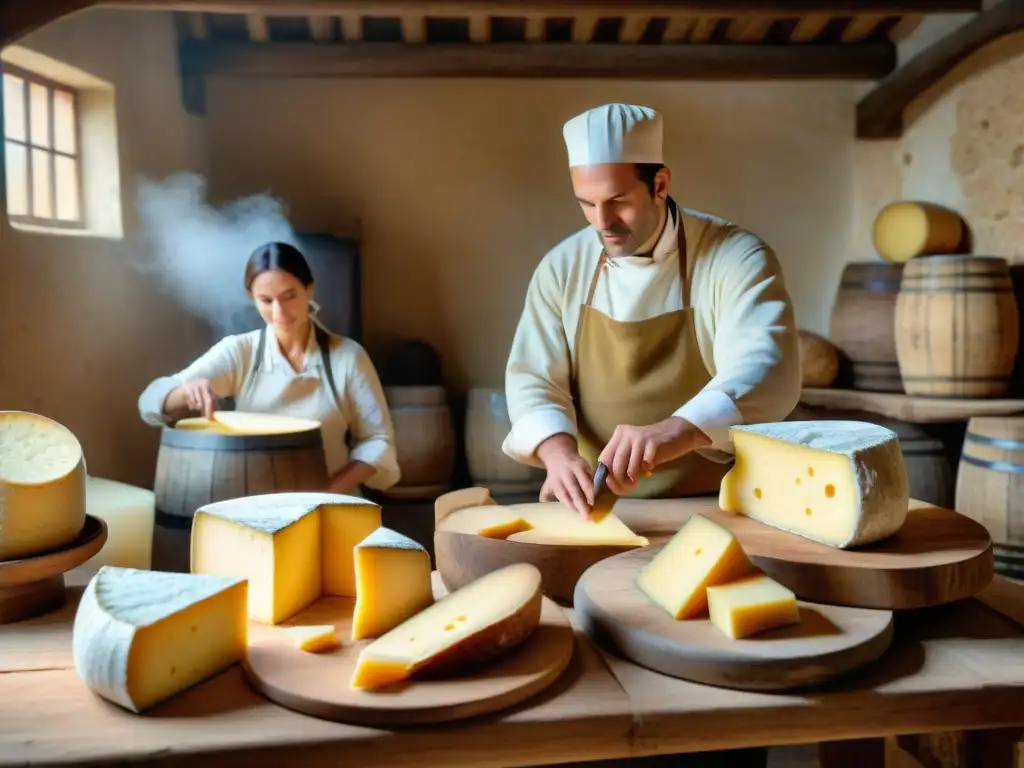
137,327 -> 401,491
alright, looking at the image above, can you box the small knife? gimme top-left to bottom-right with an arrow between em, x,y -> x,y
589,462 -> 614,522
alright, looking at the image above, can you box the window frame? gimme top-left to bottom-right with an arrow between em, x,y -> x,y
2,62 -> 86,230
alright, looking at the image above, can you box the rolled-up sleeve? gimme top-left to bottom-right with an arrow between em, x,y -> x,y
674,234 -> 800,452
343,344 -> 401,491
137,337 -> 244,427
502,254 -> 577,468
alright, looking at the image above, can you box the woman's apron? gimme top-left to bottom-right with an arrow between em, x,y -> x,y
151,323 -> 344,573
571,199 -> 731,499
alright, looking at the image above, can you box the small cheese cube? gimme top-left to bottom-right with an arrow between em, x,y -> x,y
351,527 -> 434,641
636,514 -> 754,620
286,625 -> 340,653
350,562 -> 543,691
706,573 -> 801,639
719,420 -> 909,549
72,566 -> 248,713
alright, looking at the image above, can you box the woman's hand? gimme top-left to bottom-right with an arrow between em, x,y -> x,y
328,461 -> 377,496
180,379 -> 218,420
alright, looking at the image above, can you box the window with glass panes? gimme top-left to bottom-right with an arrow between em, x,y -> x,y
2,65 -> 83,227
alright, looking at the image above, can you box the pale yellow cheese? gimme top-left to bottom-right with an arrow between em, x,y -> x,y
872,201 -> 963,263
174,411 -> 321,435
351,527 -> 434,640
190,492 -> 381,624
72,566 -> 248,713
286,625 -> 340,653
0,410 -> 88,560
719,421 -> 909,549
82,476 -> 155,571
636,514 -> 754,620
706,572 -> 801,639
443,501 -> 648,547
350,562 -> 543,691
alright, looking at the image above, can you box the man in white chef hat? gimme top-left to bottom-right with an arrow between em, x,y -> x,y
503,103 -> 800,524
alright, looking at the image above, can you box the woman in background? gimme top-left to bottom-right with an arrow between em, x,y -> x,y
138,241 -> 400,497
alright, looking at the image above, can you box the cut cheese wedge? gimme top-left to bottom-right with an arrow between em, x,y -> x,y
350,562 -> 543,691
191,492 -> 381,623
636,514 -> 755,620
352,527 -> 434,641
0,410 -> 88,560
442,501 -> 648,547
719,421 -> 909,549
706,572 -> 801,639
72,566 -> 247,713
287,625 -> 340,653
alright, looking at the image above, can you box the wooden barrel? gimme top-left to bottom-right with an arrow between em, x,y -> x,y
465,387 -> 544,503
789,405 -> 954,508
956,417 -> 1024,580
829,261 -> 904,392
152,416 -> 328,574
383,385 -> 455,501
872,201 -> 964,264
895,255 -> 1020,398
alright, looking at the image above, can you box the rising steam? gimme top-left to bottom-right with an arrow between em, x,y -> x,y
133,172 -> 298,336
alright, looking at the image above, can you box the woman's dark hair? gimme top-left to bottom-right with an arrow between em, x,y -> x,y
244,242 -> 314,291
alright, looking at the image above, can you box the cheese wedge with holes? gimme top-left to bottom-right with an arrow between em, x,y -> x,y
706,572 -> 801,639
719,420 -> 909,549
351,527 -> 434,640
72,566 -> 247,713
0,410 -> 88,560
287,625 -> 340,653
442,501 -> 648,547
191,492 -> 381,623
636,514 -> 755,620
350,562 -> 543,691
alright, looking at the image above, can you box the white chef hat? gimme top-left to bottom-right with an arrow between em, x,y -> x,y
562,103 -> 663,167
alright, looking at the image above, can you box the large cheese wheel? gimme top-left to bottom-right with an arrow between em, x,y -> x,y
872,202 -> 964,263
0,410 -> 87,560
174,411 -> 321,436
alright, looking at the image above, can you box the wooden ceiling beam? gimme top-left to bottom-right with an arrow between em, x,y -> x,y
180,38 -> 896,79
856,0 -> 1024,139
98,0 -> 983,15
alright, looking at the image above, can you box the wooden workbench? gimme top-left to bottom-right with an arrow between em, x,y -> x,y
3,499 -> 1024,767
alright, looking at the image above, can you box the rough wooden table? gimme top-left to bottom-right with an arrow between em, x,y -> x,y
3,498 -> 1024,767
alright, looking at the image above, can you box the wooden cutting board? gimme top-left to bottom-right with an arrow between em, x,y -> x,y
612,498 -> 994,610
693,501 -> 993,609
243,573 -> 575,726
574,548 -> 895,692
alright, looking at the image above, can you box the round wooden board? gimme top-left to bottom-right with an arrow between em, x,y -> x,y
0,515 -> 108,625
243,574 -> 575,725
693,500 -> 994,609
574,547 -> 895,692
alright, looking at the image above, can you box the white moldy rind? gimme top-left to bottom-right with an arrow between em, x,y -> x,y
356,526 -> 426,552
71,566 -> 244,712
195,492 -> 379,535
726,421 -> 909,548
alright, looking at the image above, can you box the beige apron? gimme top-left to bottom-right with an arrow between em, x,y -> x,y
571,200 -> 731,499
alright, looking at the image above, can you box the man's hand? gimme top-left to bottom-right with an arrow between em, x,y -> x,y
536,434 -> 594,518
597,417 -> 710,494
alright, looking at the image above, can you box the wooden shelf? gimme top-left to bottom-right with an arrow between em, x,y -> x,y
800,387 -> 1024,423
857,0 -> 1024,139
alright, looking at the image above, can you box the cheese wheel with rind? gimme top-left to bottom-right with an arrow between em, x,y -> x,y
72,566 -> 248,713
872,201 -> 963,263
0,410 -> 87,560
350,562 -> 543,691
719,420 -> 909,549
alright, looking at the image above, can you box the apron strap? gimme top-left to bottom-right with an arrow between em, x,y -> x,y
314,323 -> 343,412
